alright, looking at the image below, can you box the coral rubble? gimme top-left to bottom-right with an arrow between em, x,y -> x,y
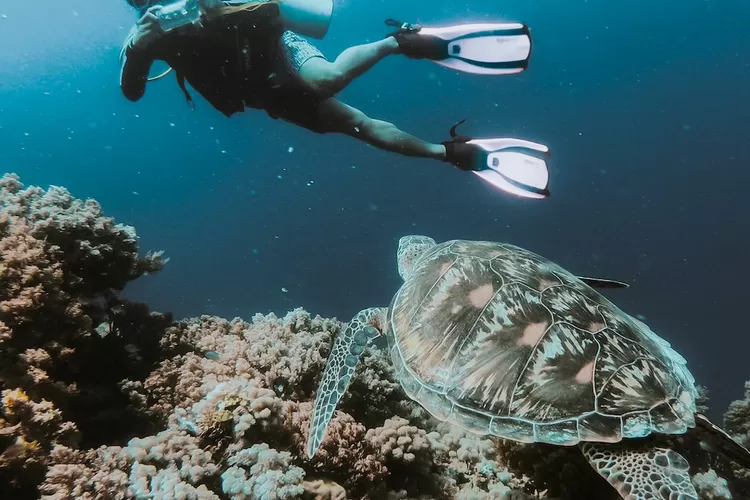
2,173 -> 750,499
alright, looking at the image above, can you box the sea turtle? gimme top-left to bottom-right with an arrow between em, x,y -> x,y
307,235 -> 750,499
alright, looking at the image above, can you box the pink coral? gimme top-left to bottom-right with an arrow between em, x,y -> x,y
188,378 -> 286,439
366,417 -> 432,463
41,445 -> 129,500
0,388 -> 80,497
303,479 -> 347,500
222,443 -> 305,499
286,401 -> 388,490
41,430 -> 221,500
158,310 -> 337,400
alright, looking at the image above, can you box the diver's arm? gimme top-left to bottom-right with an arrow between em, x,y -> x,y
119,35 -> 155,102
119,8 -> 164,101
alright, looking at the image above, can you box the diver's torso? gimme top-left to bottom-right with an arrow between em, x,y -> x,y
153,8 -> 283,115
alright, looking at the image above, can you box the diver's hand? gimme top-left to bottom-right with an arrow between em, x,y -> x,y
130,6 -> 165,52
198,0 -> 223,18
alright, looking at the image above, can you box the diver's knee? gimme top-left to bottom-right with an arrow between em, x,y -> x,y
343,110 -> 371,134
302,62 -> 345,96
329,108 -> 371,136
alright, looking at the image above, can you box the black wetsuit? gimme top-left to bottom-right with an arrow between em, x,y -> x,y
119,5 -> 326,128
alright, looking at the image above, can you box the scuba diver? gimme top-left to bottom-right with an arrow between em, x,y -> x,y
120,0 -> 551,198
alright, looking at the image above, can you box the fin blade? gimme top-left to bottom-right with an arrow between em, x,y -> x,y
466,138 -> 550,198
578,276 -> 630,289
422,23 -> 532,74
433,59 -> 526,75
473,169 -> 548,199
473,146 -> 550,198
421,23 -> 528,39
487,152 -> 550,198
472,137 -> 549,154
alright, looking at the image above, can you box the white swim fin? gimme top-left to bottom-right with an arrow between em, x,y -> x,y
387,19 -> 532,75
471,137 -> 550,199
443,121 -> 551,199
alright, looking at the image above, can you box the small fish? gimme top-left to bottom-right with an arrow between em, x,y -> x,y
204,350 -> 221,361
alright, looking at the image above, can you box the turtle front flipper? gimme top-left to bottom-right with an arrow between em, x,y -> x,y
306,307 -> 385,459
581,442 -> 698,500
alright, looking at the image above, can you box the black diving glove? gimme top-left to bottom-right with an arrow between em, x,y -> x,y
385,19 -> 448,60
442,120 -> 483,171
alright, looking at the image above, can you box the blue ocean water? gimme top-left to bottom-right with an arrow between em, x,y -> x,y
1,0 -> 748,416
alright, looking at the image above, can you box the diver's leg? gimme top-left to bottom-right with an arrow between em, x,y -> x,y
280,31 -> 399,97
298,38 -> 399,96
315,98 -> 446,160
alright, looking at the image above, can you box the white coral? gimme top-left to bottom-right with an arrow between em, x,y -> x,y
692,469 -> 733,500
188,378 -> 284,438
221,444 -> 305,500
365,416 -> 431,462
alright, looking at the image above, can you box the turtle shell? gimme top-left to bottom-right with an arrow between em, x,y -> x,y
386,240 -> 698,446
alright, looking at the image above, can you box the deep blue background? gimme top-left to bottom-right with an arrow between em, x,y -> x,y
1,0 -> 748,415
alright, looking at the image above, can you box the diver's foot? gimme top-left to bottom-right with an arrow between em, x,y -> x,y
443,140 -> 483,171
387,20 -> 447,60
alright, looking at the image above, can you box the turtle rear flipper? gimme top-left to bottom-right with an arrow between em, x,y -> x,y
577,276 -> 630,289
695,413 -> 750,469
306,307 -> 385,459
581,442 -> 698,500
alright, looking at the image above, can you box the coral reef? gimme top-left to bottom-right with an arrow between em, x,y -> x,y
3,173 -> 750,499
0,174 -> 170,498
40,311 -> 538,500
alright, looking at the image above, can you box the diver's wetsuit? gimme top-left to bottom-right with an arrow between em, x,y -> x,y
119,3 -> 330,131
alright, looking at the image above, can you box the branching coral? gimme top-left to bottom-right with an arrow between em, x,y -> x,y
0,174 -> 169,499
367,417 -> 432,463
222,443 -> 306,500
153,310 -> 338,415
0,388 -> 80,495
42,429 -> 221,500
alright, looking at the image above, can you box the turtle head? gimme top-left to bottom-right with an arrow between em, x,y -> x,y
397,235 -> 436,280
